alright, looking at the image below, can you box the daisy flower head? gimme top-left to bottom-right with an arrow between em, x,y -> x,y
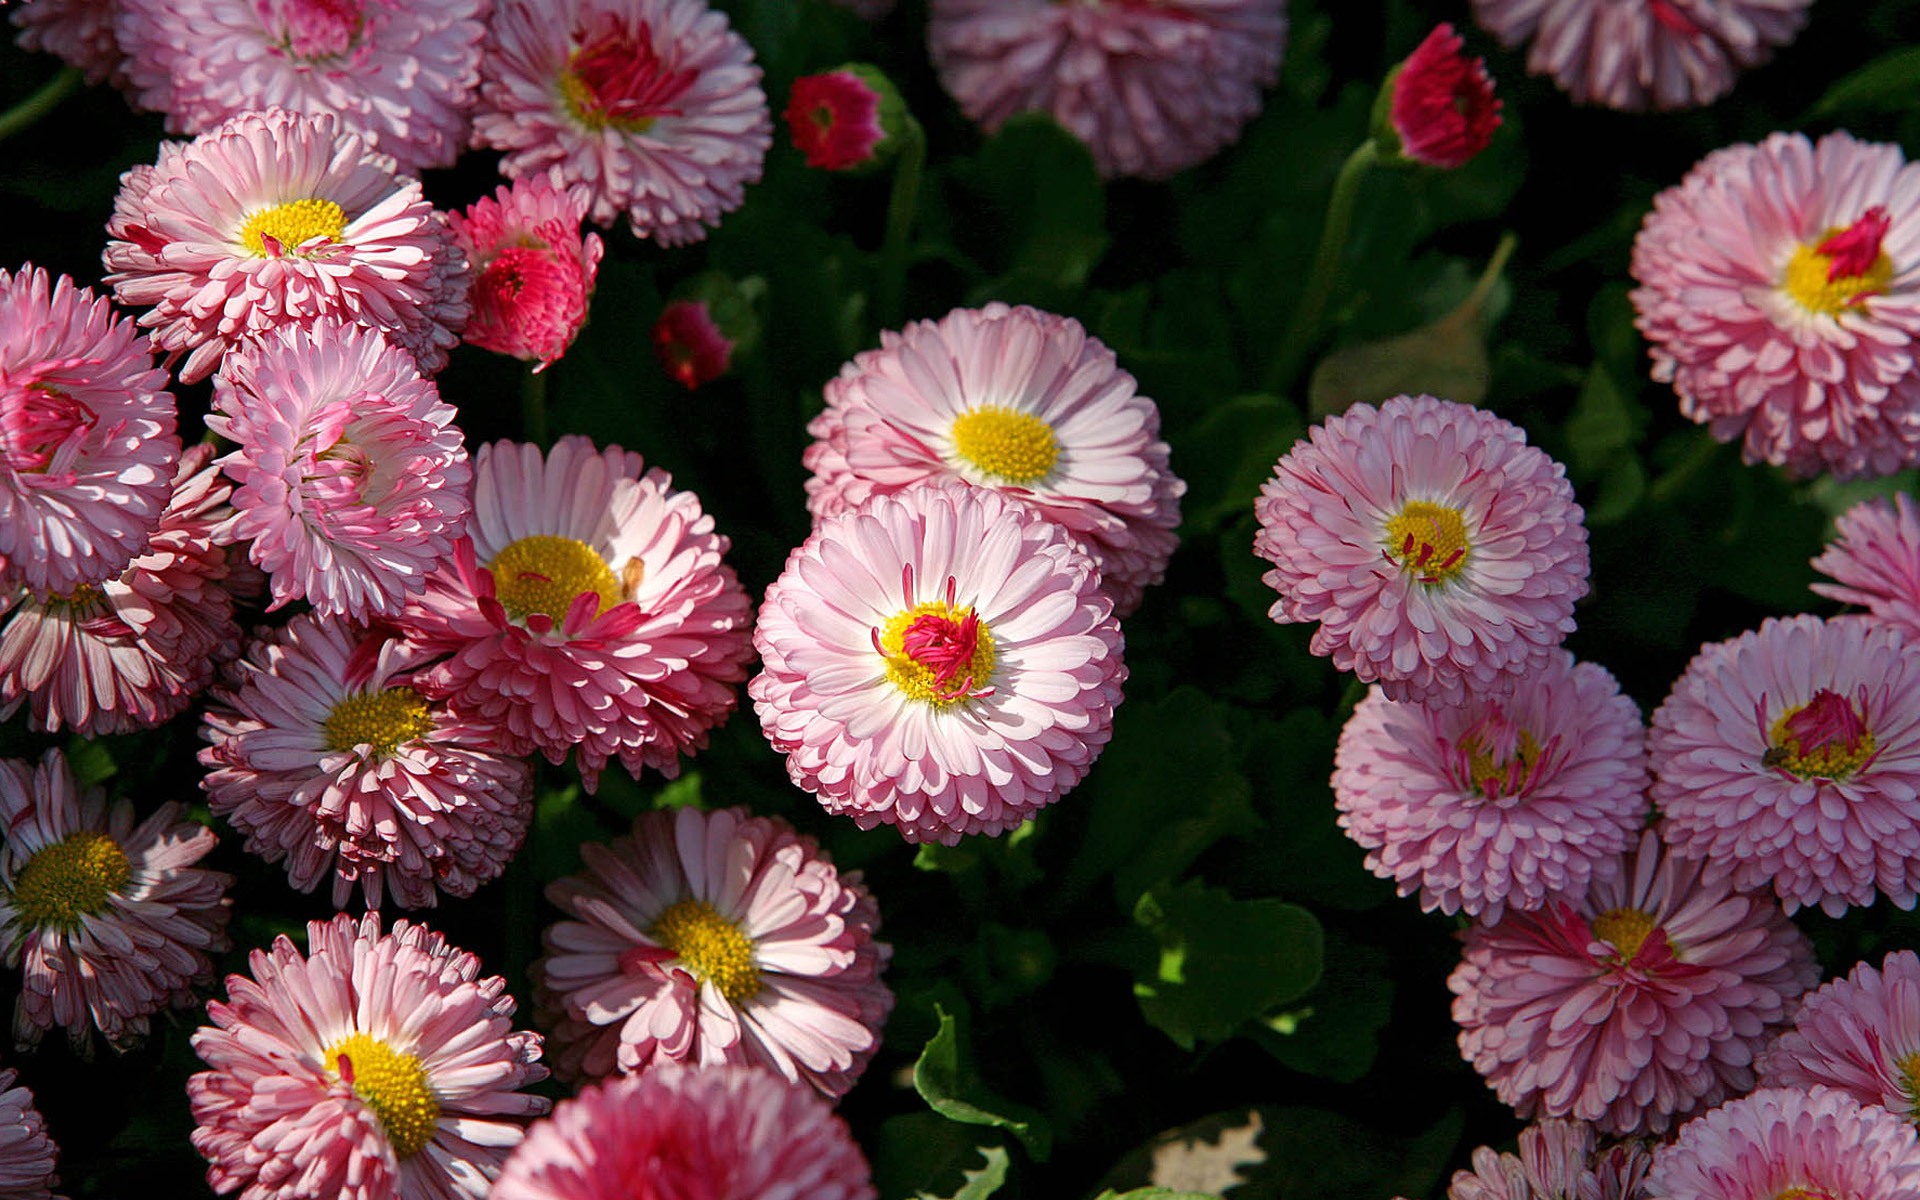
1632,131 -> 1920,480
188,911 -> 550,1200
114,0 -> 489,173
752,482 -> 1126,845
0,748 -> 232,1053
927,0 -> 1287,180
472,0 -> 772,246
0,263 -> 179,596
399,436 -> 754,791
103,106 -> 469,384
492,1063 -> 873,1200
0,1067 -> 60,1200
206,318 -> 471,621
534,805 -> 892,1095
1811,492 -> 1920,641
1254,394 -> 1590,707
1445,1119 -> 1652,1200
11,0 -> 125,84
804,303 -> 1184,618
1381,23 -> 1502,171
1646,1085 -> 1920,1200
1650,614 -> 1920,915
1469,0 -> 1810,111
1451,830 -> 1819,1136
200,613 -> 534,910
1333,649 -> 1649,922
448,176 -> 604,372
1759,948 -> 1920,1119
652,298 -> 733,389
785,65 -> 904,173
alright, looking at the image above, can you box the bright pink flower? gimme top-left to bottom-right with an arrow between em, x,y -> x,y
1646,1085 -> 1920,1200
206,319 -> 471,620
449,177 -> 604,371
0,748 -> 232,1053
1469,0 -> 1810,111
806,303 -> 1183,617
115,0 -> 489,173
1759,949 -> 1920,1118
1387,24 -> 1501,169
0,1068 -> 60,1200
490,1064 -> 874,1200
10,0 -> 124,84
1811,493 -> 1920,641
472,0 -> 771,246
1451,831 -> 1818,1136
199,613 -> 534,910
534,806 -> 892,1095
785,69 -> 886,171
189,912 -> 550,1200
652,299 -> 733,389
1631,131 -> 1920,479
1255,394 -> 1590,707
0,264 -> 178,596
103,107 -> 469,384
1445,1119 -> 1652,1200
398,436 -> 754,791
752,483 -> 1126,844
1334,649 -> 1648,921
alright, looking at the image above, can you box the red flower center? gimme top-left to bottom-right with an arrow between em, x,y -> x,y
1646,0 -> 1704,37
562,15 -> 697,133
0,380 -> 96,475
1764,688 -> 1878,781
279,0 -> 367,60
1815,207 -> 1892,282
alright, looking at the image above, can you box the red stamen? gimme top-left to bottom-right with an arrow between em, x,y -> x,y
1647,0 -> 1703,36
1816,207 -> 1892,281
569,17 -> 697,126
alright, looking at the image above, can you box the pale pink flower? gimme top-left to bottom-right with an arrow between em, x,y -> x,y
472,0 -> 771,246
398,436 -> 754,791
1811,493 -> 1920,641
0,1068 -> 60,1200
0,748 -> 232,1053
1759,949 -> 1920,1119
1469,0 -> 1810,111
1334,649 -> 1649,922
115,0 -> 489,173
1451,830 -> 1818,1136
1386,24 -> 1501,170
10,0 -> 124,84
752,483 -> 1126,845
1255,394 -> 1590,707
1445,1119 -> 1652,1200
448,177 -> 603,371
189,912 -> 550,1200
1631,131 -> 1920,479
927,0 -> 1287,180
805,304 -> 1183,617
1646,1085 -> 1920,1200
490,1064 -> 874,1200
103,107 -> 469,384
206,319 -> 471,620
200,613 -> 533,910
0,264 -> 178,596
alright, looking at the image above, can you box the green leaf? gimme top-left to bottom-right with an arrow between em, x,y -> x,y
1250,930 -> 1392,1083
1812,46 -> 1920,116
1131,880 -> 1323,1050
1178,394 -> 1303,533
912,1004 -> 1053,1160
1092,1191 -> 1217,1200
945,114 -> 1108,306
918,1145 -> 1011,1200
63,735 -> 117,787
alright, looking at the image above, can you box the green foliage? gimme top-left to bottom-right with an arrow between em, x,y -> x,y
1131,881 -> 1324,1051
913,1003 -> 1053,1160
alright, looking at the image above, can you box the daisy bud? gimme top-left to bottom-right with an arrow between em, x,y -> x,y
1374,24 -> 1501,170
784,64 -> 907,173
450,176 -> 605,372
651,273 -> 761,391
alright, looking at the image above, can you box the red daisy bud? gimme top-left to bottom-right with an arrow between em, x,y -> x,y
1375,24 -> 1502,170
784,64 -> 907,173
651,273 -> 762,391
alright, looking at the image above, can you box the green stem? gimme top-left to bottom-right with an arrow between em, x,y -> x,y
0,67 -> 82,145
1464,231 -> 1520,316
876,119 -> 926,331
1648,429 -> 1725,505
1264,139 -> 1381,396
520,365 -> 549,448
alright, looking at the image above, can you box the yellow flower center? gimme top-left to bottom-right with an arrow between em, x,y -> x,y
1898,1050 -> 1920,1110
1775,1189 -> 1842,1200
1383,500 -> 1470,583
1462,729 -> 1543,799
1783,243 -> 1894,315
488,535 -> 624,623
324,1033 -> 439,1160
11,830 -> 130,930
1591,906 -> 1658,960
950,407 -> 1060,484
1767,690 -> 1876,782
238,198 -> 347,258
877,599 -> 997,706
323,687 -> 435,756
649,899 -> 761,1003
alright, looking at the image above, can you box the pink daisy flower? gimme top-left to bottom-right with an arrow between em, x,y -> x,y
927,0 -> 1288,180
10,0 -> 124,84
1759,949 -> 1920,1118
1469,0 -> 1810,111
115,0 -> 488,174
1255,394 -> 1591,708
189,911 -> 550,1200
398,436 -> 754,791
1646,1085 -> 1920,1200
0,748 -> 232,1053
206,319 -> 471,621
490,1063 -> 874,1200
472,0 -> 771,246
448,177 -> 604,372
1650,614 -> 1920,916
103,107 -> 469,384
533,805 -> 892,1095
1444,1119 -> 1652,1200
0,443 -> 239,736
804,304 -> 1184,618
0,1068 -> 61,1200
0,263 -> 178,596
785,68 -> 890,172
652,298 -> 733,389
1631,131 -> 1920,480
200,613 -> 534,910
1385,24 -> 1502,170
751,483 -> 1126,845
1451,830 -> 1819,1136
1333,649 -> 1649,922
1811,493 -> 1920,641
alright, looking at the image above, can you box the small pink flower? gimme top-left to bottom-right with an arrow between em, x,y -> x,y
449,176 -> 604,371
785,69 -> 888,171
1759,949 -> 1920,1119
0,1068 -> 61,1200
1445,1119 -> 1652,1200
652,299 -> 733,389
1811,493 -> 1920,641
1386,24 -> 1501,169
1646,1086 -> 1920,1200
10,0 -> 125,84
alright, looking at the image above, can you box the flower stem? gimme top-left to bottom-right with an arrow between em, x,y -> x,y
1265,138 -> 1381,396
0,67 -> 82,145
520,364 -> 549,448
876,119 -> 926,331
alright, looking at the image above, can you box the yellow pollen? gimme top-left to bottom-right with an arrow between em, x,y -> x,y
649,899 -> 761,1003
559,72 -> 659,134
238,198 -> 347,257
1462,730 -> 1543,798
1383,500 -> 1471,583
950,407 -> 1060,484
11,831 -> 131,931
1775,1189 -> 1841,1200
323,687 -> 435,756
877,600 -> 997,707
1898,1050 -> 1920,1110
324,1033 -> 439,1159
1783,241 -> 1894,317
1591,907 -> 1658,961
1768,707 -> 1877,782
489,535 -> 624,623
52,584 -> 102,609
